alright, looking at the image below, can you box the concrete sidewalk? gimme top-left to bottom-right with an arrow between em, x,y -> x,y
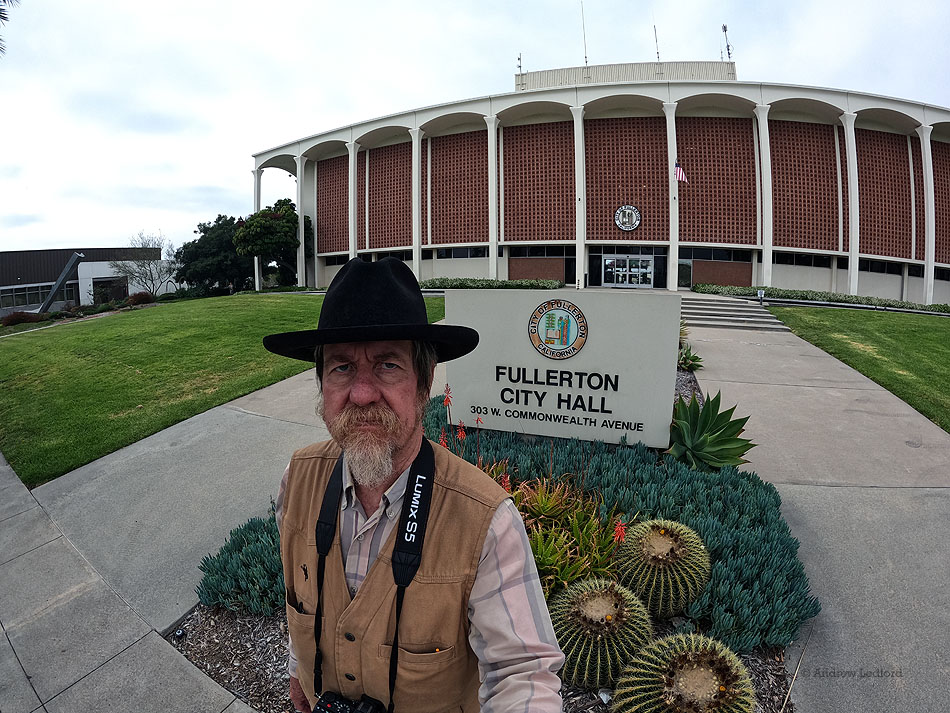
690,326 -> 950,713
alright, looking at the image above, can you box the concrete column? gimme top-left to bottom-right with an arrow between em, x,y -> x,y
662,102 -> 679,291
916,124 -> 936,305
754,104 -> 774,287
485,115 -> 500,280
840,112 -> 860,295
410,128 -> 423,279
295,155 -> 306,287
570,106 -> 587,289
252,168 -> 263,291
346,141 -> 360,259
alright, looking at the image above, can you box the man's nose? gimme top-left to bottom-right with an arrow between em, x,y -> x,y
348,370 -> 381,405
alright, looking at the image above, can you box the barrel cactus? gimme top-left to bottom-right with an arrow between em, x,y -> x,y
611,634 -> 755,713
549,578 -> 654,689
616,519 -> 710,618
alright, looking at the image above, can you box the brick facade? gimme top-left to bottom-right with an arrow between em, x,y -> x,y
856,128 -> 913,259
676,117 -> 757,244
502,122 -> 575,241
316,155 -> 348,254
584,117 -> 668,242
934,139 -> 950,265
429,131 -> 488,245
368,142 -> 412,250
508,257 -> 565,281
691,260 -> 753,287
770,120 -> 839,252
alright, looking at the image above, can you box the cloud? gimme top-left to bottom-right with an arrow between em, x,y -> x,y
0,166 -> 23,179
0,214 -> 43,228
66,91 -> 207,134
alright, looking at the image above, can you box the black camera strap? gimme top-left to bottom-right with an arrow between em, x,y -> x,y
312,438 -> 436,713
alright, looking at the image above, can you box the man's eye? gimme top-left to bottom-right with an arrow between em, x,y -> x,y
331,364 -> 351,373
381,362 -> 399,370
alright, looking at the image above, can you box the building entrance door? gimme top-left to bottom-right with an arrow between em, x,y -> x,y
602,255 -> 654,288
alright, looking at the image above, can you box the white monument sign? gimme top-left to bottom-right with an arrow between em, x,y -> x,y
445,290 -> 681,448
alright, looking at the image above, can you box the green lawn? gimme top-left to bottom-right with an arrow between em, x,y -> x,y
0,295 -> 446,487
769,306 -> 950,433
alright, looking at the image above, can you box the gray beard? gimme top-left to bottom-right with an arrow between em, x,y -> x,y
345,437 -> 396,489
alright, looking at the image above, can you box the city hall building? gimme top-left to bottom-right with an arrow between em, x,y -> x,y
251,62 -> 950,305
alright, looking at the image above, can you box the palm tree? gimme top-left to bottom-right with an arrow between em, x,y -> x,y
0,0 -> 20,56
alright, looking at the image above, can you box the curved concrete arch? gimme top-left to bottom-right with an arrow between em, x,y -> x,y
669,83 -> 761,107
931,121 -> 950,143
854,106 -> 921,135
420,111 -> 487,137
675,91 -> 757,118
355,124 -> 412,149
496,99 -> 573,126
582,93 -> 665,120
768,97 -> 845,124
257,153 -> 297,174
301,139 -> 347,162
847,95 -> 926,125
490,90 -> 576,118
576,83 -> 670,106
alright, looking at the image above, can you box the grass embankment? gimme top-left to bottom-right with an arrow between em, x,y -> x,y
0,295 -> 446,487
769,306 -> 950,433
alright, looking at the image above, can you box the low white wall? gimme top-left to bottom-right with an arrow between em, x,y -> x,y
76,261 -> 178,305
771,264 -> 834,291
934,279 -> 950,306
904,276 -> 925,304
856,272 -> 903,300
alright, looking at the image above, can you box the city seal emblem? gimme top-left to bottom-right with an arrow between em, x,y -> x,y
528,299 -> 589,360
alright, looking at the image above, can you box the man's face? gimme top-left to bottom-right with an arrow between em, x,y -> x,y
319,340 -> 429,488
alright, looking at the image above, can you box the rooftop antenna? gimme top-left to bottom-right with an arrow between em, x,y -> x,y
580,1 -> 590,80
654,24 -> 661,62
722,24 -> 733,61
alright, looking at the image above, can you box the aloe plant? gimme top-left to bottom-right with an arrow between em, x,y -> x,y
666,392 -> 754,472
677,343 -> 703,372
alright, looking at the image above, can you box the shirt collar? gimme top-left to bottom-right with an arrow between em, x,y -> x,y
341,453 -> 411,519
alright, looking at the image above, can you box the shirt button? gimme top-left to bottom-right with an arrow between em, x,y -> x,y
349,586 -> 357,595
345,673 -> 356,681
345,632 -> 356,642
357,534 -> 364,541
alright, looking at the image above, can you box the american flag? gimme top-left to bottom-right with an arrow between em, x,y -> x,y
675,161 -> 688,183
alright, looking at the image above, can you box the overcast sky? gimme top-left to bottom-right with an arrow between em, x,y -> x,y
1,0 -> 948,253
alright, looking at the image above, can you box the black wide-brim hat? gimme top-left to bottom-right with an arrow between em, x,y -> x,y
263,257 -> 479,363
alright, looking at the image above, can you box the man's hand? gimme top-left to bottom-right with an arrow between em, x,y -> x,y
290,676 -> 312,713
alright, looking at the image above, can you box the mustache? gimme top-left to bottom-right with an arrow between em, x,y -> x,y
331,403 -> 401,433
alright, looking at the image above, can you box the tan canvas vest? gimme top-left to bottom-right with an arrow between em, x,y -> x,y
280,439 -> 509,713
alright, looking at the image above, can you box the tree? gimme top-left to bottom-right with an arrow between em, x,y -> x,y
233,198 -> 313,286
0,0 -> 19,56
175,215 -> 253,292
109,231 -> 178,297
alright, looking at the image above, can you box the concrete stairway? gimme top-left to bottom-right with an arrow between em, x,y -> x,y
679,293 -> 791,332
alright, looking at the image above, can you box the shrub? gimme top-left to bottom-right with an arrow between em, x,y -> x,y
196,507 -> 285,616
611,634 -> 755,713
551,578 -> 654,689
667,392 -> 754,472
424,398 -> 821,653
1,311 -> 50,327
127,291 -> 155,306
693,283 -> 950,314
677,343 -> 703,371
418,277 -> 563,290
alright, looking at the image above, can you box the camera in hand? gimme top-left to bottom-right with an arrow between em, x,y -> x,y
314,691 -> 387,713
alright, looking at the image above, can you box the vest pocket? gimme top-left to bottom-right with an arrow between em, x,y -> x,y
377,643 -> 457,665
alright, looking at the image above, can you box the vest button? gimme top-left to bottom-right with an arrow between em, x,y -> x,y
345,673 -> 356,681
345,632 -> 356,642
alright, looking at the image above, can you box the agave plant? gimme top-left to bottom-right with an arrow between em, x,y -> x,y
611,634 -> 755,713
677,343 -> 704,371
666,392 -> 754,472
615,519 -> 710,618
551,579 -> 654,689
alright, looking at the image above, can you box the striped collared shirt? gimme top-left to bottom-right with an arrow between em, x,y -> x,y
276,454 -> 564,712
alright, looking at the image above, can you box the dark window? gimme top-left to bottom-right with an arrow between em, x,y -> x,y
359,253 -> 372,262
713,249 -> 732,261
422,250 -> 433,260
858,258 -> 871,272
469,246 -> 488,258
935,267 -> 950,281
452,248 -> 469,259
794,254 -> 813,267
639,246 -> 655,255
869,260 -> 887,274
588,245 -> 603,255
733,250 -> 752,262
509,246 -> 526,257
678,247 -> 693,259
885,262 -> 902,275
653,246 -> 668,256
908,263 -> 923,277
498,246 -> 504,257
774,253 -> 794,265
437,249 -> 450,259
813,255 -> 832,268
693,248 -> 712,260
527,246 -> 546,257
546,245 -> 565,257
838,257 -> 848,270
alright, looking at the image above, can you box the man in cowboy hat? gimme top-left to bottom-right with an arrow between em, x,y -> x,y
266,258 -> 563,713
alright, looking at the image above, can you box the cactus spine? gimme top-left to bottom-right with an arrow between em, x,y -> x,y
550,578 -> 654,689
616,519 -> 710,618
611,634 -> 755,713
